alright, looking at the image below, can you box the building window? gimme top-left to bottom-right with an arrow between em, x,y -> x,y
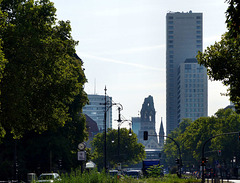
196,35 -> 201,39
185,64 -> 191,70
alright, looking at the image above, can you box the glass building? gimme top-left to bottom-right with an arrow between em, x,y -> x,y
177,58 -> 208,123
166,11 -> 208,135
82,94 -> 112,131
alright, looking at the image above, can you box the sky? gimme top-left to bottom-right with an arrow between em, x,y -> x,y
52,0 -> 230,132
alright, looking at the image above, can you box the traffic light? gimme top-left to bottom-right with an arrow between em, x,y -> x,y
201,157 -> 206,166
143,131 -> 148,140
218,150 -> 221,156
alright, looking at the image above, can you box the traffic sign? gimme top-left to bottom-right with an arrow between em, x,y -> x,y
78,151 -> 86,161
78,142 -> 86,150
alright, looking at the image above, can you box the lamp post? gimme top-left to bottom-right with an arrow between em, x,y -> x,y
103,86 -> 124,171
117,106 -> 123,164
116,106 -> 132,169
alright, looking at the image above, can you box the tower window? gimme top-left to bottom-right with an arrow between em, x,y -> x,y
149,115 -> 152,121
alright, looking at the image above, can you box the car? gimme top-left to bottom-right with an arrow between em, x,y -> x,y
27,173 -> 37,183
108,170 -> 118,176
125,170 -> 143,178
37,173 -> 61,182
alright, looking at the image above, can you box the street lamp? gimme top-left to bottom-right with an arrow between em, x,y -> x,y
103,86 -> 124,171
116,106 -> 132,169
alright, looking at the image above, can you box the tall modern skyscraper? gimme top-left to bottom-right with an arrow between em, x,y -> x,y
166,11 -> 208,135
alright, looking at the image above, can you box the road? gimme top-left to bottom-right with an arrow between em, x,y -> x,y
230,180 -> 240,183
205,179 -> 240,183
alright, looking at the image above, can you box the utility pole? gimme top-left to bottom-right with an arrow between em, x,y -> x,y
104,86 -> 107,171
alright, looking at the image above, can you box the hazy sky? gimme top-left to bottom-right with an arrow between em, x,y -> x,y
52,0 -> 230,131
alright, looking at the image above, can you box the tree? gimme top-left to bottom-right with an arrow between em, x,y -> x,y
197,0 -> 240,112
163,119 -> 192,168
146,165 -> 164,178
0,8 -> 8,139
0,0 -> 87,138
210,109 -> 240,165
225,0 -> 240,38
164,108 -> 240,171
91,128 -> 146,169
0,98 -> 88,179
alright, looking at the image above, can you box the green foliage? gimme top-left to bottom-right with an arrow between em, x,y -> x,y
197,0 -> 240,112
0,113 -> 88,179
0,0 -> 88,178
0,0 -> 87,138
0,9 -> 8,140
59,169 -> 119,183
163,119 -> 192,167
164,108 -> 240,170
146,165 -> 163,178
58,169 -> 200,183
225,0 -> 240,38
91,128 -> 146,169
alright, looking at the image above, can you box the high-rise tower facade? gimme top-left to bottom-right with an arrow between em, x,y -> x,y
166,11 -> 208,135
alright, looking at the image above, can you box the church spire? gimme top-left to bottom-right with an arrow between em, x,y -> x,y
159,117 -> 164,149
159,117 -> 164,135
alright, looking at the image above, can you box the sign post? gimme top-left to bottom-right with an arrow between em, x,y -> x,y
78,142 -> 86,173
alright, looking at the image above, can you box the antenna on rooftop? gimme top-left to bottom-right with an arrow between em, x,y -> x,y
94,78 -> 96,94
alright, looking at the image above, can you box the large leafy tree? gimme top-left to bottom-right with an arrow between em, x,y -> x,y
0,96 -> 88,180
0,0 -> 87,138
163,119 -> 192,168
0,8 -> 7,139
91,128 -> 146,169
197,0 -> 240,112
164,108 -> 240,170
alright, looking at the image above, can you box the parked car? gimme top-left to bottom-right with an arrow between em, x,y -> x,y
125,170 -> 143,178
27,173 -> 37,183
37,173 -> 61,182
108,170 -> 118,177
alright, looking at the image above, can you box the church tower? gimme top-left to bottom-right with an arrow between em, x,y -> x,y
138,95 -> 160,149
